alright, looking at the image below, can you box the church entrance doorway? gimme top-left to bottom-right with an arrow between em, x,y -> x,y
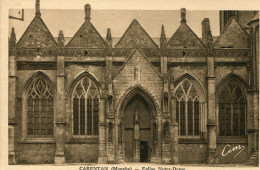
123,95 -> 151,162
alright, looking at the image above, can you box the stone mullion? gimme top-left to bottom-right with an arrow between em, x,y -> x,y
55,55 -> 66,164
98,94 -> 107,163
9,55 -> 17,164
199,102 -> 202,138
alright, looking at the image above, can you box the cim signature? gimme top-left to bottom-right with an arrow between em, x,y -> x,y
221,144 -> 245,158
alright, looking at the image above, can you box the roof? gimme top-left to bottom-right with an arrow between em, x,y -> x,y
167,23 -> 205,48
115,19 -> 158,48
10,9 -> 220,43
214,17 -> 249,48
66,20 -> 107,48
16,16 -> 57,48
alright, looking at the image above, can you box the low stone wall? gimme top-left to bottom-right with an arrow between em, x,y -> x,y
64,143 -> 99,163
17,143 -> 55,164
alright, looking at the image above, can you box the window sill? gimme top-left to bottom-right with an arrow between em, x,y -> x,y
178,138 -> 206,144
217,136 -> 248,144
20,138 -> 56,144
67,136 -> 99,144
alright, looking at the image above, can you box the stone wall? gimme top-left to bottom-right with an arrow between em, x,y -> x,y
16,143 -> 56,164
178,144 -> 207,164
64,143 -> 99,163
216,143 -> 248,164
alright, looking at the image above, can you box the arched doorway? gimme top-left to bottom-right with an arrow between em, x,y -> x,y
117,87 -> 158,163
123,95 -> 151,162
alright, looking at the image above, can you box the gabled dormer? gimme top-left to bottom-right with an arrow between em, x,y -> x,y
65,4 -> 107,48
167,8 -> 205,49
214,17 -> 249,49
16,0 -> 57,48
115,19 -> 158,48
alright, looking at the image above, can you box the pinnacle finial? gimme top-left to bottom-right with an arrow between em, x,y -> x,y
181,8 -> 186,24
35,0 -> 41,17
85,4 -> 91,21
58,30 -> 65,47
106,28 -> 112,42
160,25 -> 167,42
202,18 -> 213,49
9,27 -> 16,47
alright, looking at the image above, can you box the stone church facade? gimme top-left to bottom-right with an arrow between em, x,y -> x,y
8,0 -> 259,165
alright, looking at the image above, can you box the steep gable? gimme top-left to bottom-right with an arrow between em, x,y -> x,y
17,16 -> 57,48
167,24 -> 204,48
214,17 -> 249,48
115,19 -> 158,48
113,49 -> 161,80
66,21 -> 107,48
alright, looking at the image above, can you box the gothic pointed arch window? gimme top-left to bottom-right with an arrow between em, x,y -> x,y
72,76 -> 99,136
26,75 -> 54,137
175,79 -> 200,137
218,79 -> 246,136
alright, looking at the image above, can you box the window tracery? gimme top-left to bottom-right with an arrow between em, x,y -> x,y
72,76 -> 99,136
27,76 -> 54,137
175,79 -> 200,136
219,79 -> 246,136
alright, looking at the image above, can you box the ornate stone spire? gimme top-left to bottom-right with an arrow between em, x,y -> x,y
180,8 -> 186,24
85,4 -> 91,21
9,27 -> 16,56
9,27 -> 17,48
160,25 -> 167,43
106,28 -> 112,53
202,18 -> 213,49
58,30 -> 65,47
160,25 -> 167,53
35,0 -> 41,17
106,28 -> 112,42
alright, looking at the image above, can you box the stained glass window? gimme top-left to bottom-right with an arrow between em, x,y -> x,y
175,79 -> 200,136
27,76 -> 54,137
72,77 -> 99,136
219,80 -> 246,136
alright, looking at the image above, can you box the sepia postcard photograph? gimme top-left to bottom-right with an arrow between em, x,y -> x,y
1,0 -> 260,170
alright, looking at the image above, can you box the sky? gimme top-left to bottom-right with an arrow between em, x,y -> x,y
9,8 -> 220,42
